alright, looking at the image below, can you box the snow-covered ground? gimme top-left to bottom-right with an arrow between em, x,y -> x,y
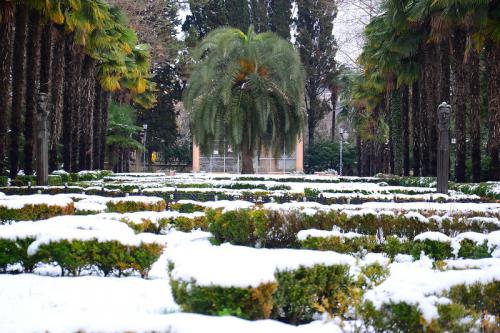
1,173 -> 499,332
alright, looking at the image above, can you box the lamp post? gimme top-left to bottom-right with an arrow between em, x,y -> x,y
143,124 -> 148,172
339,127 -> 348,176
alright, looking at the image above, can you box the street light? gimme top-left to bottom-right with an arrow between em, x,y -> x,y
339,127 -> 348,176
143,124 -> 148,172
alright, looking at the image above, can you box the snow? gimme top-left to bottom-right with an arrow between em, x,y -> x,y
404,212 -> 429,223
176,199 -> 254,212
74,195 -> 165,212
451,232 -> 488,256
167,242 -> 356,288
414,232 -> 451,243
0,216 -> 164,256
364,255 -> 500,323
0,194 -> 73,209
297,229 -> 364,241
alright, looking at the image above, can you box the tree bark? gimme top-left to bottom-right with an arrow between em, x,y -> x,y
401,85 -> 410,176
307,113 -> 315,146
487,41 -> 500,181
70,50 -> 84,172
426,44 -> 439,176
99,91 -> 111,169
0,2 -> 14,175
63,34 -> 75,172
24,9 -> 42,176
420,44 -> 430,176
241,128 -> 255,174
330,86 -> 337,140
9,4 -> 27,179
92,84 -> 102,170
469,48 -> 481,183
411,80 -> 421,176
451,29 -> 467,182
79,56 -> 96,170
439,41 -> 451,104
49,25 -> 65,172
356,134 -> 362,176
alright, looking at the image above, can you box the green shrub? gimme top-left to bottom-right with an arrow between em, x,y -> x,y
446,282 -> 500,317
0,203 -> 75,222
381,236 -> 412,259
106,199 -> 166,213
0,237 -> 43,272
300,235 -> 378,253
32,239 -> 163,277
272,264 -> 352,324
208,209 -> 256,246
0,176 -> 8,187
457,240 -> 491,259
170,275 -> 277,320
254,210 -> 305,248
14,175 -> 36,186
411,239 -> 453,261
170,202 -> 205,213
47,175 -> 63,186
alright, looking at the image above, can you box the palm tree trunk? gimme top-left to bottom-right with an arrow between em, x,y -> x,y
469,48 -> 481,183
451,29 -> 467,182
71,50 -> 84,172
426,44 -> 439,176
24,9 -> 42,176
420,45 -> 430,176
387,92 -> 395,174
92,84 -> 102,170
439,41 -> 451,103
401,85 -> 410,176
63,34 -> 75,172
79,56 -> 96,170
0,2 -> 14,175
487,41 -> 500,181
49,25 -> 65,172
411,80 -> 421,176
99,92 -> 111,169
307,113 -> 315,146
9,4 -> 27,179
241,132 -> 255,174
330,85 -> 337,140
356,134 -> 362,176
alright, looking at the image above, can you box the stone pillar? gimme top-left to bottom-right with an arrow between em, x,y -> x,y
192,142 -> 200,172
35,92 -> 49,186
295,137 -> 304,173
437,102 -> 451,194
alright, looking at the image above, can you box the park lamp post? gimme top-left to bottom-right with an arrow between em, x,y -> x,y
143,124 -> 148,172
339,127 -> 348,176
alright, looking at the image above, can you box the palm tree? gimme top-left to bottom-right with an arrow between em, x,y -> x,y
183,25 -> 306,174
9,3 -> 28,179
0,0 -> 14,175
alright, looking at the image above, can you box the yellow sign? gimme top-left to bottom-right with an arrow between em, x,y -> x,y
151,151 -> 158,162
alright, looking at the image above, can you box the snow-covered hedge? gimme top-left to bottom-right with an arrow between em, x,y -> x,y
0,217 -> 164,276
167,243 -> 355,323
0,195 -> 75,222
74,195 -> 166,214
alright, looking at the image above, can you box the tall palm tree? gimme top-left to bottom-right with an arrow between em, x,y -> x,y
0,0 -> 14,175
184,25 -> 306,174
9,3 -> 28,179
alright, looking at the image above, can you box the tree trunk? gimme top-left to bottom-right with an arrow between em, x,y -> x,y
387,93 -> 395,174
487,41 -> 500,181
62,34 -> 74,172
0,2 -> 14,175
469,48 -> 481,183
426,44 -> 439,176
401,85 -> 410,176
420,45 -> 430,176
451,29 -> 467,182
49,25 -> 65,172
356,134 -> 362,176
79,56 -> 96,170
308,115 -> 315,146
330,86 -> 337,140
92,84 -> 102,170
439,41 -> 451,104
411,80 -> 421,176
24,9 -> 42,176
71,50 -> 84,172
99,92 -> 111,170
241,132 -> 255,174
9,4 -> 27,179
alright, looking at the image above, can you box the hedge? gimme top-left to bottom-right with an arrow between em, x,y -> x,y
0,237 -> 162,277
105,199 -> 166,213
300,234 -> 378,253
360,281 -> 500,332
0,202 -> 75,222
169,263 -> 353,324
123,216 -> 208,234
206,208 -> 499,250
